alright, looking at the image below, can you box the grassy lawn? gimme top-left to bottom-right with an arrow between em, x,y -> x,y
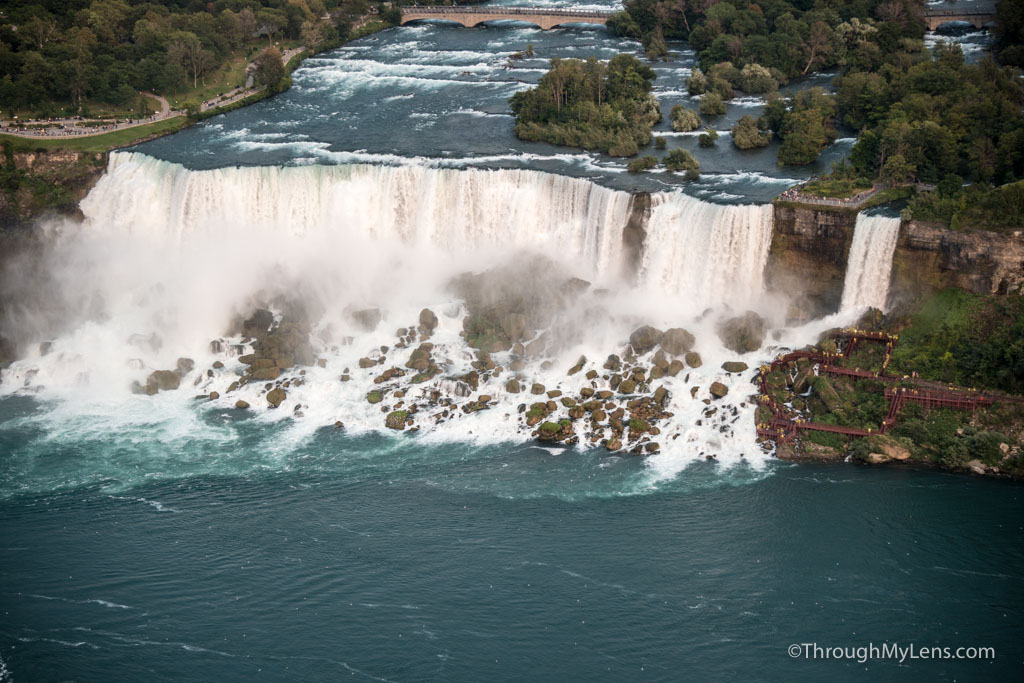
163,49 -> 253,108
7,93 -> 163,121
0,116 -> 189,153
164,40 -> 306,107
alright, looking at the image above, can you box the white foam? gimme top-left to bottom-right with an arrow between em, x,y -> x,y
840,214 -> 901,312
0,152 -> 858,492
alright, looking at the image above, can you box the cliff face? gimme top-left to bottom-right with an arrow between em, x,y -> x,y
766,204 -> 1024,317
890,221 -> 1024,303
621,192 -> 650,281
0,150 -> 107,229
764,203 -> 857,320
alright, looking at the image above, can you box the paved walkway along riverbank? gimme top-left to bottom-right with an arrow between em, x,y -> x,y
0,47 -> 307,140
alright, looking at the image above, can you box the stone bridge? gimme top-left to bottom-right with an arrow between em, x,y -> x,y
399,6 -> 615,30
923,7 -> 995,30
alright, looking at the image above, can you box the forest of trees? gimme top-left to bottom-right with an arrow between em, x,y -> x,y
607,0 -> 925,74
510,54 -> 662,156
607,0 -> 1024,218
0,0 -> 379,116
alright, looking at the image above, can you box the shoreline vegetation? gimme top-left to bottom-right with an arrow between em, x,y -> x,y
0,1 -> 402,225
760,292 -> 1024,480
0,2 -> 399,155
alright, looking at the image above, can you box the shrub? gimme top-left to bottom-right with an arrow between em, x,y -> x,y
670,105 -> 701,132
608,136 -> 640,157
739,63 -> 778,94
699,93 -> 726,116
710,77 -> 734,100
687,68 -> 707,95
664,148 -> 699,172
654,136 -> 667,149
627,155 -> 659,173
731,115 -> 772,149
708,62 -> 741,86
698,129 -> 718,147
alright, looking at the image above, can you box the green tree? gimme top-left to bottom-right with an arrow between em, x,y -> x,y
778,109 -> 828,165
698,92 -> 725,116
731,115 -> 771,150
253,46 -> 285,89
670,105 -> 700,131
880,153 -> 915,184
664,148 -> 699,172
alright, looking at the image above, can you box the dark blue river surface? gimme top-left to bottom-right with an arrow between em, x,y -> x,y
1,404 -> 1021,681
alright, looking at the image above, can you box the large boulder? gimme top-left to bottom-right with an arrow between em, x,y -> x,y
721,361 -> 749,373
252,367 -> 281,381
717,311 -> 766,354
419,308 -> 438,332
146,370 -> 180,392
352,308 -> 382,331
385,410 -> 407,430
266,387 -> 286,408
709,382 -> 729,399
855,307 -> 884,331
406,347 -> 432,371
629,325 -> 664,354
660,328 -> 695,355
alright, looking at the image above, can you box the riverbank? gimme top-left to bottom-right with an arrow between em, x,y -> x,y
0,19 -> 391,229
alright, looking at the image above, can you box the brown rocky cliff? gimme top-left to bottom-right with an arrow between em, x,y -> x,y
766,203 -> 1024,317
890,221 -> 1024,303
0,149 -> 107,229
621,192 -> 650,281
764,203 -> 857,319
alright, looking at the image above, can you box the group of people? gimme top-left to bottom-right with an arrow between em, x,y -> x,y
777,184 -> 879,206
0,114 -> 160,138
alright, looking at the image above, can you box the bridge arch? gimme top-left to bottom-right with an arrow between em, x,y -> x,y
922,9 -> 995,31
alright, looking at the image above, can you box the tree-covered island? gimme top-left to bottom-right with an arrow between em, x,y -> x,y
510,54 -> 661,157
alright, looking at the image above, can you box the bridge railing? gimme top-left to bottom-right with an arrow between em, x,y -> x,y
402,6 -> 617,17
923,8 -> 993,17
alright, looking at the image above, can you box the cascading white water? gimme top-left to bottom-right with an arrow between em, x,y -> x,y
0,151 -> 804,481
638,191 -> 774,312
86,152 -> 632,275
840,213 -> 901,312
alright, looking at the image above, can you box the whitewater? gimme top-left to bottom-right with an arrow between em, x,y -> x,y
0,152 -> 868,497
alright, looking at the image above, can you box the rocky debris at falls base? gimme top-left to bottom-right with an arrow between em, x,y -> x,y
113,284 -> 759,458
717,311 -> 766,354
131,357 -> 194,395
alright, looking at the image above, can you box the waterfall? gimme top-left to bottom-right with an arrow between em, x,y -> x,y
0,152 -> 789,476
84,152 -> 633,278
840,214 -> 901,312
637,191 -> 774,310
